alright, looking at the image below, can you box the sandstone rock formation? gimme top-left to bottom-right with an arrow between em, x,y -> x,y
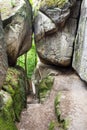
72,0 -> 87,82
0,15 -> 8,89
34,0 -> 81,66
0,0 -> 32,66
0,67 -> 27,130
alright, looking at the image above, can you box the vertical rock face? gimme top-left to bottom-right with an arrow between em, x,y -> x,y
0,0 -> 32,66
0,15 -> 8,89
0,67 -> 27,130
34,0 -> 81,66
72,0 -> 87,82
3,67 -> 27,121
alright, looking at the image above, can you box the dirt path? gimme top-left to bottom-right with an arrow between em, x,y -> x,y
17,71 -> 87,130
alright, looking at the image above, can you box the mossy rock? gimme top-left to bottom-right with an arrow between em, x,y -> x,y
3,67 -> 27,121
40,0 -> 68,9
0,90 -> 17,130
54,93 -> 69,130
38,76 -> 54,102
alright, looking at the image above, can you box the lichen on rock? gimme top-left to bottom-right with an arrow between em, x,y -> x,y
40,0 -> 68,9
3,67 -> 27,121
0,90 -> 17,130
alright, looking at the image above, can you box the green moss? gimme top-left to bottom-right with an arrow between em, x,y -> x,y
40,0 -> 68,8
54,93 -> 70,130
3,67 -> 26,121
48,121 -> 55,130
62,119 -> 70,130
38,76 -> 54,102
0,90 -> 17,130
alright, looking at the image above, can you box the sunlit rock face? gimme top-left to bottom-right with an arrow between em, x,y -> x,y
0,0 -> 32,66
72,0 -> 87,82
0,16 -> 8,89
34,0 -> 81,66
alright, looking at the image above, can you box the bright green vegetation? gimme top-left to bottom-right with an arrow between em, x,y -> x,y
29,0 -> 33,5
54,93 -> 70,130
3,67 -> 26,121
0,90 -> 17,130
38,76 -> 54,103
11,0 -> 16,8
17,42 -> 37,79
40,0 -> 68,8
48,121 -> 55,130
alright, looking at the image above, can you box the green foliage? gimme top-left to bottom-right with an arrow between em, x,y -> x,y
63,119 -> 70,130
48,121 -> 55,130
29,0 -> 33,5
40,0 -> 68,8
11,0 -> 16,8
38,76 -> 54,102
54,93 -> 70,130
17,41 -> 37,79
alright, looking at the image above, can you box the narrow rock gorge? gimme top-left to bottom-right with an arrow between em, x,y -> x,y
0,0 -> 87,130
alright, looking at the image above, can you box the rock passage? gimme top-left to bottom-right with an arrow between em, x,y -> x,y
17,65 -> 87,130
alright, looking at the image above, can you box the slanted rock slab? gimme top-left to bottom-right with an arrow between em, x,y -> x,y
0,0 -> 32,66
72,0 -> 87,82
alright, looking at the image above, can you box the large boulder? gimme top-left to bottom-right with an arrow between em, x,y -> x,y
0,0 -> 32,66
72,0 -> 87,82
0,15 -> 8,89
54,75 -> 87,130
34,0 -> 81,66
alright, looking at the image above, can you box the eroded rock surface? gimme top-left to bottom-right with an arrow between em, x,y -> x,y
0,0 -> 32,66
34,0 -> 81,66
0,15 -> 8,89
72,0 -> 87,82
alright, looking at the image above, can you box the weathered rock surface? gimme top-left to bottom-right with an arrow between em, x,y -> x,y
17,63 -> 87,130
0,15 -> 8,89
72,0 -> 87,82
34,11 -> 57,41
0,90 -> 17,130
0,0 -> 32,66
0,67 -> 27,130
34,1 -> 81,66
3,67 -> 27,121
35,18 -> 77,66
